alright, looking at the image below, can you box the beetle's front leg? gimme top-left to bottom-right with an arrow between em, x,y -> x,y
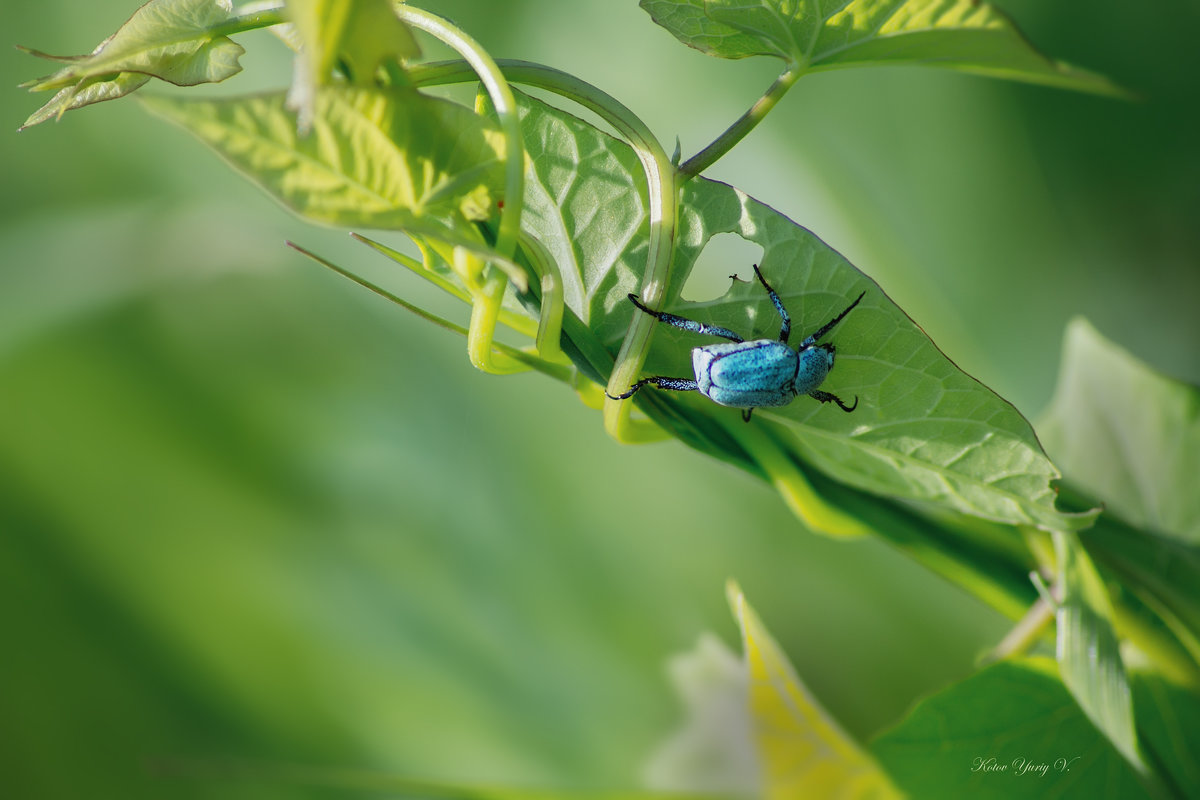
606,375 -> 700,400
809,389 -> 858,412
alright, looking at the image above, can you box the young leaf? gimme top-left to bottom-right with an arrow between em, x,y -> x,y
286,0 -> 419,81
1040,318 -> 1200,545
20,0 -> 245,129
1053,531 -> 1149,781
141,87 -> 507,252
727,581 -> 903,799
639,0 -> 1126,96
872,658 -> 1150,799
19,73 -> 151,130
285,0 -> 421,130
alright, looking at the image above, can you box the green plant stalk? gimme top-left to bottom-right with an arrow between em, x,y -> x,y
350,233 -> 539,338
390,5 -> 531,375
287,243 -> 571,383
678,64 -> 803,180
394,5 -> 524,263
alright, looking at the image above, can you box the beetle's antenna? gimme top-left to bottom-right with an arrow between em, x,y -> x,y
809,291 -> 865,343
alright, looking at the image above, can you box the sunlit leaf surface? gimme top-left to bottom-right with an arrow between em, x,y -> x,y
1041,318 -> 1200,544
506,90 -> 1083,533
639,0 -> 1126,95
728,582 -> 902,799
20,0 -> 245,128
142,87 -> 506,242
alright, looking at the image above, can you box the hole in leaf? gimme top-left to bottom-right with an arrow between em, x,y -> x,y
680,233 -> 764,303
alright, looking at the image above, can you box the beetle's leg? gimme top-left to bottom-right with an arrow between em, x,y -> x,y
606,375 -> 700,400
742,407 -> 755,422
809,389 -> 858,413
801,291 -> 866,348
627,294 -> 744,342
752,265 -> 790,344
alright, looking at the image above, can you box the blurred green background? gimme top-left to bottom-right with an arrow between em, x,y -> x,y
3,1 -> 1197,798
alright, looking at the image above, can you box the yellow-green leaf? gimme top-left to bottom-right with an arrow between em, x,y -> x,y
728,581 -> 903,799
20,0 -> 245,128
640,0 -> 1126,96
141,86 -> 505,237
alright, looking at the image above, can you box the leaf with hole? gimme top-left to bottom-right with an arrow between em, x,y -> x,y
503,89 -> 1088,534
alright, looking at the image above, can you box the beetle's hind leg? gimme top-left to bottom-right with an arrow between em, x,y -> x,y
606,375 -> 700,400
809,389 -> 858,412
627,294 -> 744,342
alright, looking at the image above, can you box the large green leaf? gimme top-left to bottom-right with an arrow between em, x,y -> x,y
663,179 -> 1084,532
20,0 -> 245,129
504,90 -> 650,341
872,658 -> 1149,799
1133,672 -> 1200,798
503,89 -> 1083,533
639,0 -> 1125,95
1040,318 -> 1200,545
141,87 -> 506,248
1039,318 -> 1200,747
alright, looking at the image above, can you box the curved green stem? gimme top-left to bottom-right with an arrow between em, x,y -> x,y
723,416 -> 874,539
678,64 -> 803,181
350,233 -> 539,338
392,6 -> 530,376
394,6 -> 524,264
208,5 -> 286,39
516,234 -> 566,363
287,243 -> 570,382
411,59 -> 678,441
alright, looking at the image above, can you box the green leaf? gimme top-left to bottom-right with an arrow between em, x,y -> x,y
872,658 -> 1150,799
1040,318 -> 1200,545
639,0 -> 1126,96
503,90 -> 651,340
284,0 -> 421,130
141,87 -> 507,252
504,89 -> 1084,533
728,581 -> 903,799
286,0 -> 419,81
1133,672 -> 1200,798
1053,531 -> 1149,781
19,72 -> 151,130
20,0 -> 245,128
663,178 -> 1087,533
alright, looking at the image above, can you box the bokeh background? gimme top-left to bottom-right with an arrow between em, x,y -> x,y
3,1 -> 1197,798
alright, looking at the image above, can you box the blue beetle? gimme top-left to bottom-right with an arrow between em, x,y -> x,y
608,265 -> 864,421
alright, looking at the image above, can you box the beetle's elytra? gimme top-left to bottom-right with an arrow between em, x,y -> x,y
608,265 -> 864,422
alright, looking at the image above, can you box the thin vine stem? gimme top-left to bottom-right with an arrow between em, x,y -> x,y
393,6 -> 524,262
392,5 -> 530,375
678,63 -> 803,180
411,58 -> 678,442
